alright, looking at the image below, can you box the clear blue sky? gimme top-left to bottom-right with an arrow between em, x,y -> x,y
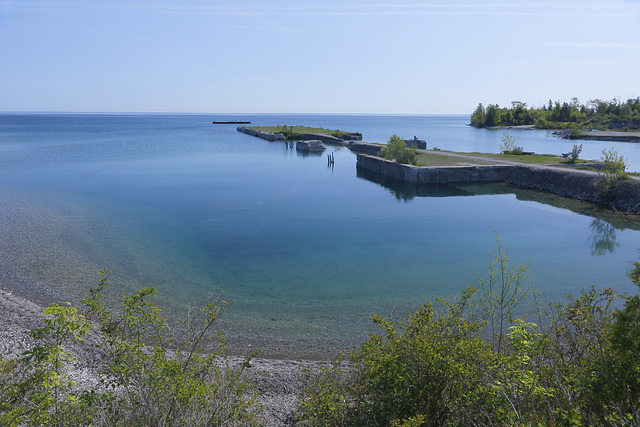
1,0 -> 639,114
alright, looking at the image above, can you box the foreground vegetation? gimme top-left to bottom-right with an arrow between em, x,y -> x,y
0,270 -> 261,426
470,97 -> 640,131
2,237 -> 639,426
380,134 -> 417,165
298,236 -> 640,426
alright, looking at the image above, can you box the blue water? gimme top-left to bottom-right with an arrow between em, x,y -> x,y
1,113 -> 639,357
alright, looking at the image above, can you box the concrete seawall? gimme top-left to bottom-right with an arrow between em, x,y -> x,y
356,154 -> 640,214
296,133 -> 346,145
237,127 -> 361,144
237,126 -> 286,141
348,142 -> 383,156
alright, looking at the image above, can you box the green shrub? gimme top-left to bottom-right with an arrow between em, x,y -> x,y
299,239 -> 640,426
277,124 -> 295,139
299,288 -> 501,426
568,144 -> 583,163
0,269 -> 262,426
499,132 -> 524,155
601,147 -> 629,179
379,134 -> 417,165
1,303 -> 90,426
596,147 -> 630,196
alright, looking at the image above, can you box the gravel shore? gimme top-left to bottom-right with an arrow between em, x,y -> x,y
0,287 -> 334,426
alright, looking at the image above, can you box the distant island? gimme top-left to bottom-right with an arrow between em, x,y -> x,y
470,97 -> 640,141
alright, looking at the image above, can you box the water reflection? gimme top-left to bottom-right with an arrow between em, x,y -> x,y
356,168 -> 470,202
357,168 -> 640,253
590,218 -> 620,256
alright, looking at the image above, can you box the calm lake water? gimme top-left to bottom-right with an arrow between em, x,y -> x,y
1,113 -> 639,357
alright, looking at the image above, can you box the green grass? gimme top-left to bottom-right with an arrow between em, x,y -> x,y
463,152 -> 596,165
412,150 -> 598,167
247,125 -> 355,139
414,152 -> 494,166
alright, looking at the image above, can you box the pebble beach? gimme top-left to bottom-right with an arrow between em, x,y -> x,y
0,285 -> 329,426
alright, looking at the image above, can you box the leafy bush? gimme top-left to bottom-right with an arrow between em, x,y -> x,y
298,239 -> 640,426
601,147 -> 629,179
1,303 -> 90,426
277,124 -> 295,139
596,147 -> 630,196
299,288 -> 501,426
499,132 -> 524,155
0,269 -> 262,426
568,143 -> 583,163
379,134 -> 417,165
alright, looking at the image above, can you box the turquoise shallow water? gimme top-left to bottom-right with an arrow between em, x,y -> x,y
1,113 -> 639,357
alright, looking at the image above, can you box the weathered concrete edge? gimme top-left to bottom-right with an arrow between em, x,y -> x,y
237,126 -> 286,141
356,154 -> 640,214
237,127 -> 360,145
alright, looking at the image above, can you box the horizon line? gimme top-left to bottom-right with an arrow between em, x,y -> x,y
0,110 -> 470,116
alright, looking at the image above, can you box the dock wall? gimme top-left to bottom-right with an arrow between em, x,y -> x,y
356,154 -> 640,214
237,126 -> 286,141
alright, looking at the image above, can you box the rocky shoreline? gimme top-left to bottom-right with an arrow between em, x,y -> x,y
0,287 -> 329,426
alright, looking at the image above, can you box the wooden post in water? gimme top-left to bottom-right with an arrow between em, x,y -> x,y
327,152 -> 335,165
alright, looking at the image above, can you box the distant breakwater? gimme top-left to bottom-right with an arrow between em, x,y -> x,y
555,129 -> 640,143
237,126 -> 286,141
237,126 -> 362,145
356,154 -> 640,214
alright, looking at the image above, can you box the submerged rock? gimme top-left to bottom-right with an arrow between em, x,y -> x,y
296,140 -> 326,151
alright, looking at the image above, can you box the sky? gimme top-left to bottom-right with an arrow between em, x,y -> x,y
1,0 -> 639,114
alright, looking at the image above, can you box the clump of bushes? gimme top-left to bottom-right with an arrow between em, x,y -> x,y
379,134 -> 417,165
0,269 -> 261,427
277,124 -> 295,139
298,236 -> 640,426
595,147 -> 631,197
601,147 -> 629,180
568,143 -> 583,163
499,132 -> 524,155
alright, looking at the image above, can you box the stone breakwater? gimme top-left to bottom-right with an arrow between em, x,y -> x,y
237,126 -> 286,141
237,127 -> 361,145
555,129 -> 640,143
356,154 -> 640,214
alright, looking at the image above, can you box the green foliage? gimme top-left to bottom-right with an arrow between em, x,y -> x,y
251,125 -> 356,140
470,103 -> 486,127
483,104 -> 502,127
0,302 -> 90,427
0,269 -> 262,426
477,231 -> 533,353
565,123 -> 583,139
471,97 -> 640,130
596,147 -> 630,197
568,143 -> 583,163
298,359 -> 353,426
601,147 -> 629,179
277,124 -> 294,139
499,132 -> 524,155
606,255 -> 640,420
300,287 -> 499,426
299,239 -> 640,426
379,134 -> 417,165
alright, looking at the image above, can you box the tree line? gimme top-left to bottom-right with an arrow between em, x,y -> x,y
470,97 -> 640,131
